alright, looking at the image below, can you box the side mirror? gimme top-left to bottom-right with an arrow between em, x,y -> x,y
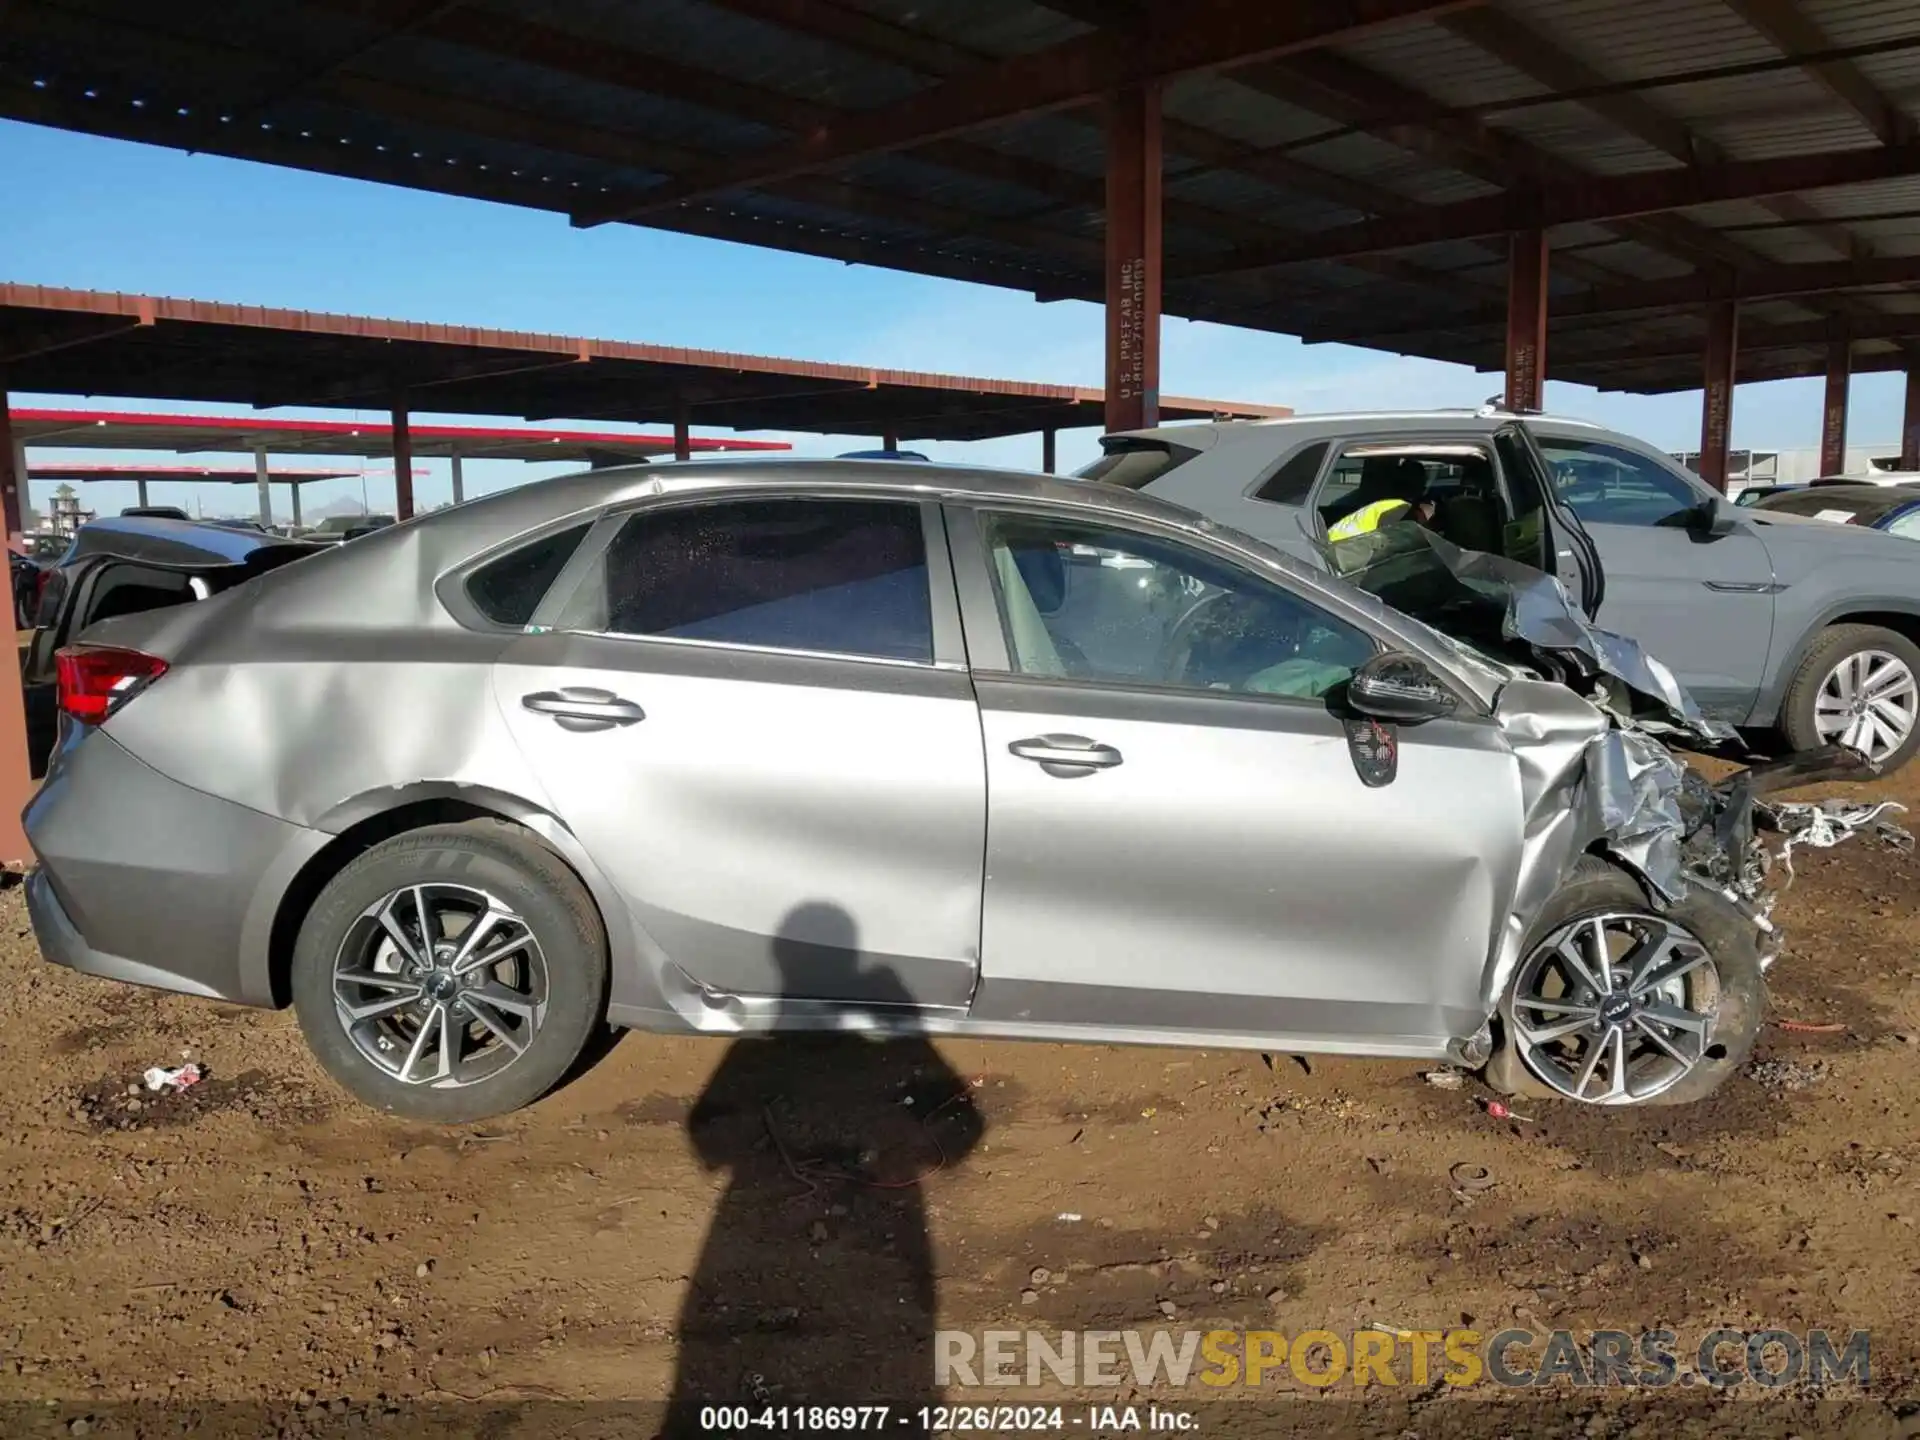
1348,652 -> 1458,724
1690,499 -> 1738,536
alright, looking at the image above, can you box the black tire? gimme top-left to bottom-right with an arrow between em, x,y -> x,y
1484,856 -> 1764,1107
291,820 -> 608,1123
1779,622 -> 1920,774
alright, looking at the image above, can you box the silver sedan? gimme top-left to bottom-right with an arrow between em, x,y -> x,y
25,461 -> 1807,1120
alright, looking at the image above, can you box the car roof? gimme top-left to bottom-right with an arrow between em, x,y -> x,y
1097,410 -> 1618,449
376,457 -> 1222,547
65,514 -> 328,568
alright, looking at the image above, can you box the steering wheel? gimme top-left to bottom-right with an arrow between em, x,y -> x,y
1155,589 -> 1298,687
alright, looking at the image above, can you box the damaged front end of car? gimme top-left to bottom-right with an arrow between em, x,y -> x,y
1325,524 -> 1911,1007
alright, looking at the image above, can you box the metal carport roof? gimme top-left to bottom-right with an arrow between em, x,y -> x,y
0,285 -> 1288,443
1,0 -> 1916,394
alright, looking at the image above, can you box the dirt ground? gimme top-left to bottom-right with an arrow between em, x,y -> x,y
2,763 -> 1920,1438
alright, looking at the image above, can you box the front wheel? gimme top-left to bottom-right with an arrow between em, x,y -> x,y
1484,858 -> 1763,1107
291,820 -> 608,1123
1780,623 -> 1920,772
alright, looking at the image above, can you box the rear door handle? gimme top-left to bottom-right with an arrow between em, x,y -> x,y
1008,735 -> 1123,772
521,688 -> 645,732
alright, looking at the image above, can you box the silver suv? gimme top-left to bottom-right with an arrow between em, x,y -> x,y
1087,410 -> 1920,769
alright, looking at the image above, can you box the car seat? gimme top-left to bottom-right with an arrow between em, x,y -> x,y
1433,460 -> 1503,554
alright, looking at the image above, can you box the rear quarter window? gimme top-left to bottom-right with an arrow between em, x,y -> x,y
465,523 -> 592,628
1249,441 -> 1329,505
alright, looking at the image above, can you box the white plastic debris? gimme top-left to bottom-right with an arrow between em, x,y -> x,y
1768,799 -> 1911,884
1055,1212 -> 1083,1223
1423,1069 -> 1466,1091
143,1063 -> 204,1093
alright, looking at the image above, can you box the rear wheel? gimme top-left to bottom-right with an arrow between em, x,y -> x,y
291,821 -> 607,1123
1780,623 -> 1920,772
1484,858 -> 1763,1107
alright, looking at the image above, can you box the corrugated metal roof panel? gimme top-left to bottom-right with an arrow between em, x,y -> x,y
1486,103 -> 1681,175
1161,170 -> 1359,233
1799,0 -> 1920,43
1280,132 -> 1500,206
849,0 -> 1086,56
1164,74 -> 1341,151
512,0 -> 920,110
1331,21 -> 1538,107
1500,0 -> 1780,78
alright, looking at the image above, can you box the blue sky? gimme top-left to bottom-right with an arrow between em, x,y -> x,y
3,119 -> 1911,520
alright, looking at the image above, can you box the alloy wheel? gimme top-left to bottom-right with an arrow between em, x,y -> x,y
331,883 -> 548,1088
1813,648 -> 1918,763
1508,912 -> 1721,1105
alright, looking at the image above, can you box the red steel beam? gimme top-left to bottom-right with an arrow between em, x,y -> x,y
0,403 -> 21,550
392,392 -> 415,520
1820,327 -> 1851,476
1698,301 -> 1739,494
1504,231 -> 1548,411
575,0 -> 1480,225
1902,363 -> 1920,471
1106,84 -> 1164,434
0,397 -> 31,867
1182,141 -> 1920,277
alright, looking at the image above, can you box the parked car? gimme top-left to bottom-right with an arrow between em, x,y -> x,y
301,513 -> 396,544
23,461 -> 1882,1122
1808,470 -> 1920,488
120,505 -> 193,521
1733,483 -> 1806,508
1084,410 -> 1920,769
1748,483 -> 1920,538
21,516 -> 324,772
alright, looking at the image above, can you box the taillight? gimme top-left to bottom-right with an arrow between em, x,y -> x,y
54,645 -> 169,725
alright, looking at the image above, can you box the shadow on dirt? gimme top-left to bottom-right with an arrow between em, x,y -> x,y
662,903 -> 985,1437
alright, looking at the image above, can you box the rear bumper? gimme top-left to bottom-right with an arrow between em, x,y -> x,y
24,730 -> 329,1006
26,868 -> 231,999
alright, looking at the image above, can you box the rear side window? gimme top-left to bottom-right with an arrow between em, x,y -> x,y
575,498 -> 933,663
466,523 -> 591,627
1250,442 -> 1328,504
1075,439 -> 1200,490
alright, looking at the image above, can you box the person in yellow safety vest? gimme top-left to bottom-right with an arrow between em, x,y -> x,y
1327,493 -> 1437,542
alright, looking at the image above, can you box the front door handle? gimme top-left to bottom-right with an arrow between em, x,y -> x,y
521,688 -> 645,732
1008,734 -> 1123,773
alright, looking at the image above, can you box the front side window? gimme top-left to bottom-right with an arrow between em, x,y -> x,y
1537,437 -> 1703,527
979,512 -> 1375,701
564,498 -> 933,663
